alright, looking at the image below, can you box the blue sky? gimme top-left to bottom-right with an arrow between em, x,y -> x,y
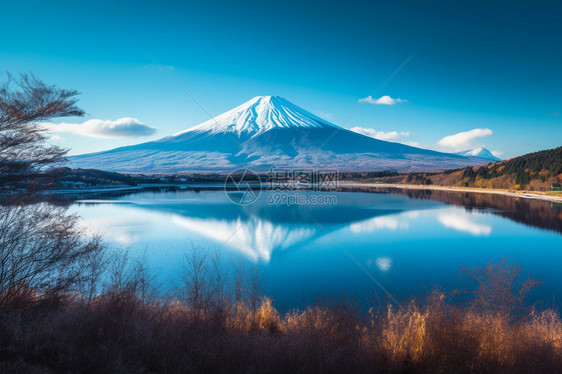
1,0 -> 560,157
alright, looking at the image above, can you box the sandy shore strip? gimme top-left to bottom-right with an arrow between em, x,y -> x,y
338,182 -> 562,203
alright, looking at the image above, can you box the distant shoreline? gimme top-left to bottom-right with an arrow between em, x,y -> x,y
339,182 -> 562,203
44,181 -> 562,203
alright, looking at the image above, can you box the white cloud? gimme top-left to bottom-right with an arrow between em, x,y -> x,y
359,95 -> 406,105
351,127 -> 410,141
402,141 -> 421,148
48,134 -> 65,142
41,117 -> 157,139
437,128 -> 493,150
490,149 -> 504,157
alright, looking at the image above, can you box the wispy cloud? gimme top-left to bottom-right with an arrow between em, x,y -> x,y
315,111 -> 334,121
402,141 -> 421,147
350,127 -> 410,141
437,128 -> 493,150
358,95 -> 406,105
41,118 -> 157,139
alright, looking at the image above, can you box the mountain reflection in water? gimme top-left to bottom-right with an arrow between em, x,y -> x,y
75,191 -> 440,262
71,187 -> 562,264
69,188 -> 562,309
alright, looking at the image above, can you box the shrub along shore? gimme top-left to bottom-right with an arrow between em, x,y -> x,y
1,254 -> 561,374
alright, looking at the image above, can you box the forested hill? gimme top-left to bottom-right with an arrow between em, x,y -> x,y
493,146 -> 562,178
403,146 -> 562,191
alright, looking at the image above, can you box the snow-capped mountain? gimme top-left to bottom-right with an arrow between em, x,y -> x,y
69,96 -> 489,173
175,95 -> 338,136
455,147 -> 501,162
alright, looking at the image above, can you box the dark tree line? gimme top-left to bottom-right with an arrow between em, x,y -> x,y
500,146 -> 562,176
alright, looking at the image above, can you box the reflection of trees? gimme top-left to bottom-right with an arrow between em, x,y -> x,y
340,186 -> 562,235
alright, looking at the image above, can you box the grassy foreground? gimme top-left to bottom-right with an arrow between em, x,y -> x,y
1,261 -> 561,373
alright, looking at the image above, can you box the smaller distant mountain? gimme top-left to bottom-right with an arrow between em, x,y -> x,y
455,147 -> 501,162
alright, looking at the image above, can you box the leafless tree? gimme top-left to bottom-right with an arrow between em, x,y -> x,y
104,249 -> 157,304
183,245 -> 211,318
76,237 -> 107,304
210,248 -> 227,314
0,203 -> 104,308
0,73 -> 84,192
232,255 -> 246,306
0,73 -> 106,309
248,265 -> 264,328
460,259 -> 540,320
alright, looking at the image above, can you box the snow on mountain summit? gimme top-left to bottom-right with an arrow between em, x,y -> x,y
174,96 -> 338,137
455,147 -> 501,161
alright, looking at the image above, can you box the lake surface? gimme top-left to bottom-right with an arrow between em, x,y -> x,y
70,188 -> 562,311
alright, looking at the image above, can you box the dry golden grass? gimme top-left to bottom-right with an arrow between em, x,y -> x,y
380,304 -> 428,365
1,261 -> 561,373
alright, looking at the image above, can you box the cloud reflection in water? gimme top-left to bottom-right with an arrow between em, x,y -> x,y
438,210 -> 492,236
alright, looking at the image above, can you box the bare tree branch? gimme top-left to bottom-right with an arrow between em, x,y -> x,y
0,73 -> 84,191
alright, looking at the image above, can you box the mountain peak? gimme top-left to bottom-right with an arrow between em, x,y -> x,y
174,96 -> 339,137
250,95 -> 281,101
455,147 -> 501,161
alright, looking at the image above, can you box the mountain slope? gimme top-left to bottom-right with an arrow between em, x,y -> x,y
69,96 -> 489,173
455,147 -> 501,162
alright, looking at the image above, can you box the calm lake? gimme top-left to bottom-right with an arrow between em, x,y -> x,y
70,188 -> 562,311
